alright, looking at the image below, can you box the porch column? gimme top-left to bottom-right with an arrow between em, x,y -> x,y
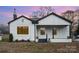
52,28 -> 54,39
34,24 -> 37,42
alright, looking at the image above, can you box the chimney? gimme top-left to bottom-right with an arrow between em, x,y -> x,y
13,8 -> 17,20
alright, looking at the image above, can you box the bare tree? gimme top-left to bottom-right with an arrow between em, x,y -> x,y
61,10 -> 74,21
31,6 -> 55,18
42,6 -> 54,15
31,11 -> 39,18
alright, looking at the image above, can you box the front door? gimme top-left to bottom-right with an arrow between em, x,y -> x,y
38,27 -> 47,42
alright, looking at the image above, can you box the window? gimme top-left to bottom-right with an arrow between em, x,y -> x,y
17,26 -> 29,34
53,28 -> 57,35
40,28 -> 45,35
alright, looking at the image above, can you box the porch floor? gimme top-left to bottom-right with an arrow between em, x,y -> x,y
36,39 -> 72,43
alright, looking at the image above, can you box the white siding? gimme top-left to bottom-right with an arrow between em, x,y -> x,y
10,17 -> 35,41
54,26 -> 70,39
37,26 -> 70,39
38,15 -> 71,25
36,14 -> 71,42
9,14 -> 71,42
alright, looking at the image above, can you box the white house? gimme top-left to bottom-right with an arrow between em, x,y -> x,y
8,9 -> 72,42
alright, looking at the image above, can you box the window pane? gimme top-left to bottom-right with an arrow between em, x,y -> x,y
17,26 -> 29,34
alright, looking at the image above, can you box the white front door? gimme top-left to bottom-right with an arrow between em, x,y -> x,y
38,27 -> 47,39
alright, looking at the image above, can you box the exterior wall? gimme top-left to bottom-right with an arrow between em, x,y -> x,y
36,26 -> 70,39
54,26 -> 70,39
37,26 -> 53,39
38,15 -> 70,25
36,14 -> 71,42
9,14 -> 71,42
9,17 -> 35,41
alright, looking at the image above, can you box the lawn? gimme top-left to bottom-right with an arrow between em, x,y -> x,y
0,42 -> 78,53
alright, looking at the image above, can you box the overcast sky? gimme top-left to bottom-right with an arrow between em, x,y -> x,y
0,6 -> 79,25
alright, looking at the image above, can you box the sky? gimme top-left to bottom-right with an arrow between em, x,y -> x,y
0,6 -> 79,25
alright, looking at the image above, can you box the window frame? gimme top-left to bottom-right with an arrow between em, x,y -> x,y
17,26 -> 29,35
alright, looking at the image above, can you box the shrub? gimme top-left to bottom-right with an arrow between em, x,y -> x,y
26,39 -> 30,42
15,39 -> 18,42
2,34 -> 9,42
18,39 -> 31,42
9,33 -> 13,42
20,39 -> 26,42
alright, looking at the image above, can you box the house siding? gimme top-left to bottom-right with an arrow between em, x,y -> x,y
9,13 -> 72,42
36,26 -> 70,39
10,17 -> 35,41
38,15 -> 70,25
36,14 -> 71,42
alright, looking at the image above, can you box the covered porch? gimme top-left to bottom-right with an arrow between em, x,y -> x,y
35,25 -> 72,43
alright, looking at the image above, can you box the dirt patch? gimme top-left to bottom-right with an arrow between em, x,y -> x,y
0,42 -> 78,53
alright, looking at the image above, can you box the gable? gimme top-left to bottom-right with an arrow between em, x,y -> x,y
9,16 -> 34,36
9,17 -> 32,26
8,15 -> 34,24
9,16 -> 35,41
38,14 -> 71,25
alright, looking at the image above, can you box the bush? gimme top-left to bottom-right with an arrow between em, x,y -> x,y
27,39 -> 30,42
15,39 -> 31,42
2,34 -> 9,42
9,33 -> 13,42
20,39 -> 26,42
15,39 -> 27,42
15,39 -> 18,42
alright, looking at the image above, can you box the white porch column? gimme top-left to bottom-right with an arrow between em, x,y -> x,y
34,24 -> 38,42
